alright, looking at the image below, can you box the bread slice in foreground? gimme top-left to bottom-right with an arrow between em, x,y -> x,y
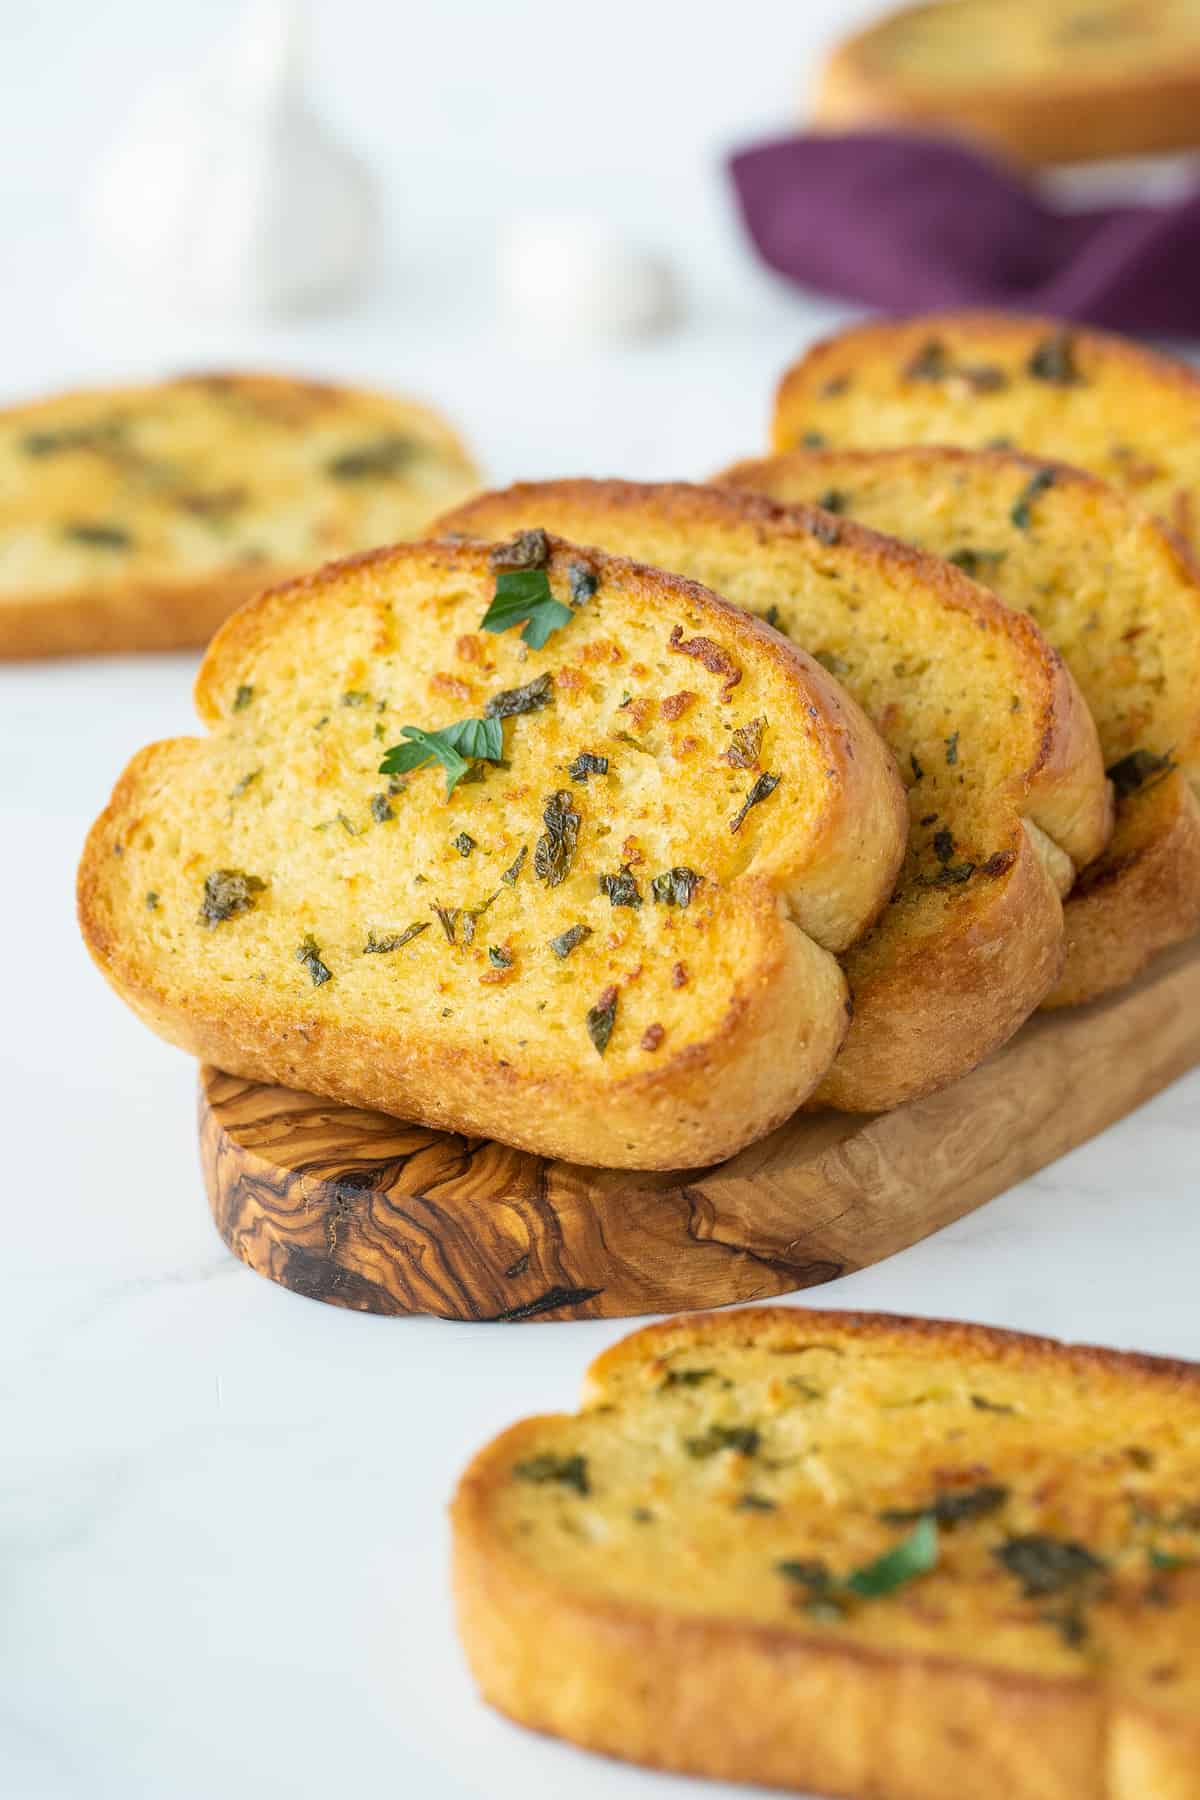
78,535 -> 906,1169
811,0 -> 1200,167
437,481 -> 1111,1111
453,1305 -> 1200,1800
719,445 -> 1200,1006
772,312 -> 1200,553
0,372 -> 479,658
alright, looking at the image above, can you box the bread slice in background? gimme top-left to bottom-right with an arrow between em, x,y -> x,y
719,445 -> 1200,1005
772,313 -> 1200,554
78,534 -> 906,1170
453,1304 -> 1200,1800
0,372 -> 479,658
437,481 -> 1111,1111
812,0 -> 1200,166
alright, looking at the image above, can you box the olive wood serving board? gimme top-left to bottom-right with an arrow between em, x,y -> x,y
200,937 -> 1200,1323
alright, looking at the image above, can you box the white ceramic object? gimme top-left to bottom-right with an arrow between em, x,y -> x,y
497,211 -> 680,347
87,0 -> 376,317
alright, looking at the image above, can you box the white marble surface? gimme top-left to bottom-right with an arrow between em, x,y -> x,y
3,4 -> 1200,1797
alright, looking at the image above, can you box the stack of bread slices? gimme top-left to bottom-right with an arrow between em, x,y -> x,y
77,312 -> 1200,1169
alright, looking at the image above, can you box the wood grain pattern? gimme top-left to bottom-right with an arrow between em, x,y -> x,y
201,937 -> 1200,1322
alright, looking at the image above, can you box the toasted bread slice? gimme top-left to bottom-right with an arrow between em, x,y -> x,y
719,446 -> 1200,1006
812,0 -> 1200,167
0,372 -> 479,658
453,1305 -> 1200,1800
437,481 -> 1111,1110
772,312 -> 1200,553
78,535 -> 907,1170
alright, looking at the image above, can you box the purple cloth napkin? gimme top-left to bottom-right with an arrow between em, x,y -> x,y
729,131 -> 1200,336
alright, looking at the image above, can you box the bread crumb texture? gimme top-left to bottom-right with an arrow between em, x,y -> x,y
79,535 -> 907,1168
438,480 -> 1111,1108
454,1306 -> 1200,1799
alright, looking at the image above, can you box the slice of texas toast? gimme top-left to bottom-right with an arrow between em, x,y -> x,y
770,312 -> 1200,553
0,372 -> 479,658
453,1306 -> 1200,1800
719,446 -> 1200,1005
78,535 -> 906,1170
438,481 -> 1111,1111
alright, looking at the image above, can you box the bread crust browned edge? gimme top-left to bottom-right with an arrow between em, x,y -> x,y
810,2 -> 1200,167
719,445 -> 1200,1013
437,479 -> 1112,1111
772,311 -> 1200,462
0,371 -> 480,660
77,535 -> 912,1171
451,1306 -> 1200,1800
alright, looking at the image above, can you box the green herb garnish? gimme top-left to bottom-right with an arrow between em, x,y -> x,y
945,731 -> 959,765
684,1423 -> 760,1459
970,1394 -> 1016,1414
363,923 -> 428,953
586,985 -> 618,1055
341,690 -> 370,708
549,922 -> 592,959
199,869 -> 265,928
661,1367 -> 715,1388
568,560 -> 598,605
233,684 -> 254,712
568,752 -> 608,783
1028,333 -> 1082,386
817,488 -> 847,514
736,1494 -> 778,1512
481,569 -> 572,650
488,945 -> 513,969
948,548 -> 1007,578
370,794 -> 394,823
501,846 -> 528,886
1011,467 -> 1057,530
296,934 -> 332,987
534,790 -> 580,888
491,529 -> 550,570
484,672 -> 555,719
993,1535 -> 1106,1598
880,1484 -> 1008,1529
379,716 -> 504,797
513,1453 -> 589,1495
326,435 -> 417,480
63,521 -> 132,548
729,771 -> 780,833
145,891 -> 159,910
650,867 -> 701,908
848,1516 -> 939,1596
599,866 -> 642,907
453,832 -> 476,858
725,715 -> 765,769
905,339 -> 947,381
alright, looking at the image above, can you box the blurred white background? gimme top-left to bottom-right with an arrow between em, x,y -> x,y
1,0 -> 884,477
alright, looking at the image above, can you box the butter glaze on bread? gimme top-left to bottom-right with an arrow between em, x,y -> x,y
719,445 -> 1200,1005
772,312 -> 1200,554
78,536 -> 906,1169
0,372 -> 479,657
812,0 -> 1200,166
438,481 -> 1111,1111
453,1305 -> 1200,1800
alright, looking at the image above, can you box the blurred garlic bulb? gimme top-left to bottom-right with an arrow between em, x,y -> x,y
497,212 -> 681,348
87,0 -> 376,316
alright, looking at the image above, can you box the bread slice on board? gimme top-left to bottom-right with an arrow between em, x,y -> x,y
78,535 -> 906,1170
437,481 -> 1111,1111
772,313 -> 1200,554
811,0 -> 1200,166
719,446 -> 1200,1006
0,372 -> 479,658
453,1305 -> 1200,1800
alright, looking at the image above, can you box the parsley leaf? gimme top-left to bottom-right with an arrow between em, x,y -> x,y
846,1516 -> 939,1596
379,717 -> 503,797
480,568 -> 572,651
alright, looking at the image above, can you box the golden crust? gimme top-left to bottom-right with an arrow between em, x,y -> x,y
438,479 -> 1111,1111
812,0 -> 1200,166
0,370 -> 480,659
771,312 -> 1200,555
718,443 -> 1200,1010
78,536 -> 907,1170
452,1306 -> 1200,1800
